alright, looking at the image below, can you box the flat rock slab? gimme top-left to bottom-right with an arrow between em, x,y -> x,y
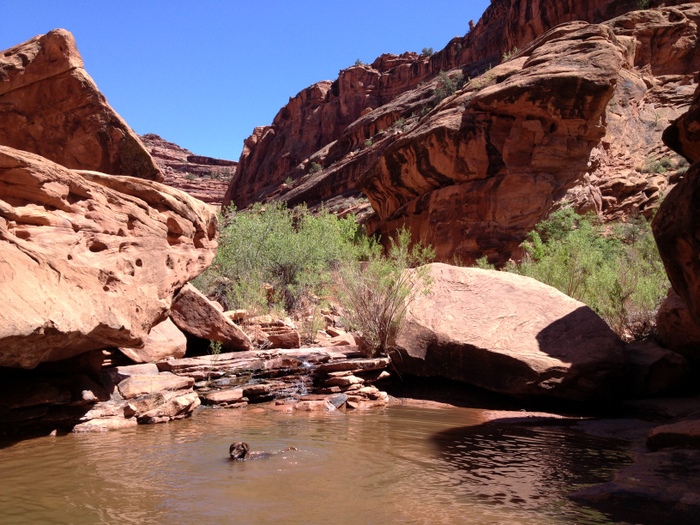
647,419 -> 700,451
201,388 -> 245,405
117,373 -> 194,400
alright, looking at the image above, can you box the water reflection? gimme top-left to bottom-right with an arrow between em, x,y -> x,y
0,407 -> 632,525
431,418 -> 633,524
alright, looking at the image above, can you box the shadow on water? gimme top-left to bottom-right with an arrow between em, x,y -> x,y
429,417 -> 636,525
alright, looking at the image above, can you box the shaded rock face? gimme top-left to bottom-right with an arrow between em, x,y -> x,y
656,289 -> 700,364
140,134 -> 235,206
225,3 -> 699,265
0,29 -> 161,181
0,146 -> 218,368
664,81 -> 700,162
394,264 -> 627,401
653,160 -> 700,327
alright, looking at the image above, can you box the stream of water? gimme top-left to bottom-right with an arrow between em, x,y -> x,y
0,405 -> 633,525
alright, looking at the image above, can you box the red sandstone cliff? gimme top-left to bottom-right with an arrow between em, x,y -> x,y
225,0 -> 700,264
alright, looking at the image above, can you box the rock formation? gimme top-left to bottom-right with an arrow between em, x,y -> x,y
225,2 -> 699,265
140,134 -> 236,206
394,263 -> 628,401
169,283 -> 252,351
654,80 -> 700,323
0,146 -> 218,369
0,29 -> 161,181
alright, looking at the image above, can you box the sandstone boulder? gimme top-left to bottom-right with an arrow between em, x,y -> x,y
624,340 -> 689,396
647,418 -> 700,451
653,161 -> 700,327
0,146 -> 218,368
394,263 -> 627,401
170,283 -> 253,351
656,289 -> 700,364
119,317 -> 187,364
663,76 -> 700,163
0,29 -> 160,181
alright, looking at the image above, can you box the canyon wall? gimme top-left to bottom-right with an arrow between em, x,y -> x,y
225,1 -> 700,264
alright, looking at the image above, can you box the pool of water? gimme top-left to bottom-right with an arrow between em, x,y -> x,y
0,405 -> 632,524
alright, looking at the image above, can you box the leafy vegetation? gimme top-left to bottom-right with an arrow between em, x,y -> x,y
501,47 -> 519,62
433,70 -> 465,106
193,204 -> 434,357
421,47 -> 434,57
337,228 -> 434,356
507,207 -> 669,341
193,203 -> 369,315
308,162 -> 323,174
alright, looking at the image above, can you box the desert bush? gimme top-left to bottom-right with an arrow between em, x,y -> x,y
308,162 -> 323,174
337,228 -> 434,357
502,47 -> 519,62
193,203 -> 370,315
433,70 -> 465,106
510,207 -> 668,341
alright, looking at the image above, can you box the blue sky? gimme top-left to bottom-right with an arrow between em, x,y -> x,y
1,1 -> 491,160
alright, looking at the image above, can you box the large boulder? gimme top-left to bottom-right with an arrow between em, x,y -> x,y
653,159 -> 700,327
170,283 -> 253,351
0,146 -> 218,368
656,289 -> 700,364
118,317 -> 188,364
394,263 -> 627,401
0,29 -> 161,181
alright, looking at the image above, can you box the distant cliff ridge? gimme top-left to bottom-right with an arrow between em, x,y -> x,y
141,133 -> 236,207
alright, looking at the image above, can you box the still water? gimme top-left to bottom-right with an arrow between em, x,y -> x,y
0,405 -> 631,525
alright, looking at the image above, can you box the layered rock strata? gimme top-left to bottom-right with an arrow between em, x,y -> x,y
140,134 -> 235,206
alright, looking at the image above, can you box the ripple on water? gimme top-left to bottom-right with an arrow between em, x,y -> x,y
0,406 -> 632,525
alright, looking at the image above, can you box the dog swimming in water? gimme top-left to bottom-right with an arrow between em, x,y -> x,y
229,441 -> 297,460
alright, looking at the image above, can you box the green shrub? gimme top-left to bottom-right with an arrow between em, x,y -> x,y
308,162 -> 323,174
193,203 -> 371,315
433,70 -> 465,106
509,207 -> 669,341
502,47 -> 519,62
337,228 -> 434,357
421,47 -> 434,57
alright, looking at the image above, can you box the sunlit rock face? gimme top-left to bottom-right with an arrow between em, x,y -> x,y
0,146 -> 218,368
0,29 -> 161,181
